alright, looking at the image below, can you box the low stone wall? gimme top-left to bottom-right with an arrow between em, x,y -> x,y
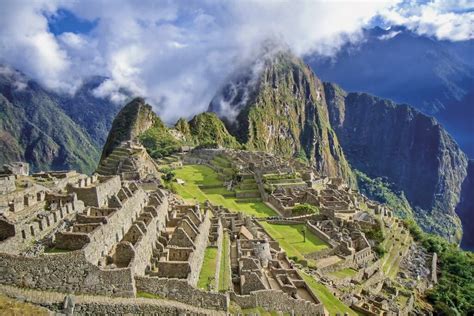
230,290 -> 324,315
305,247 -> 336,260
135,276 -> 229,311
213,219 -> 224,290
305,222 -> 338,248
0,251 -> 135,297
266,219 -> 306,225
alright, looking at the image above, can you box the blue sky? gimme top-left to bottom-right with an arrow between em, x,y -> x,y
1,0 -> 472,121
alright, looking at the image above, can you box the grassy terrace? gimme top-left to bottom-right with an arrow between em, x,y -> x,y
381,220 -> 411,279
259,223 -> 329,262
174,165 -> 276,218
301,272 -> 357,316
197,247 -> 218,290
330,268 -> 358,279
219,233 -> 231,291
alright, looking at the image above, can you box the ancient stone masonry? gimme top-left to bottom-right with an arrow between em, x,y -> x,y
206,203 -> 325,315
0,152 -> 435,315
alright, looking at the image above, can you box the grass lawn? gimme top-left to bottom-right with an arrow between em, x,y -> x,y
219,233 -> 231,291
197,247 -> 219,290
301,272 -> 357,316
174,165 -> 276,218
330,268 -> 358,279
136,291 -> 162,299
0,295 -> 50,315
259,223 -> 329,261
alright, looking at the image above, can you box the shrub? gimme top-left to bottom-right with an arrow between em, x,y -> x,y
292,203 -> 319,215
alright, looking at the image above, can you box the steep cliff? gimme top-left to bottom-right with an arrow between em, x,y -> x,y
324,83 -> 468,241
457,161 -> 474,250
209,51 -> 354,183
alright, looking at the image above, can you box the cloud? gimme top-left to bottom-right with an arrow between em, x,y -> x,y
380,0 -> 474,41
0,0 -> 471,123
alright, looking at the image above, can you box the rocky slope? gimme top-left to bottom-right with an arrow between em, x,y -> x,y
324,82 -> 469,242
100,97 -> 158,160
209,51 -> 354,184
0,66 -> 100,174
308,26 -> 474,156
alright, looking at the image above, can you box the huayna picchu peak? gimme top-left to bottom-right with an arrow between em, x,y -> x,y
0,3 -> 473,313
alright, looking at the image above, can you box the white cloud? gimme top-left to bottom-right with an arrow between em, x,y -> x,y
380,0 -> 474,41
0,0 -> 471,123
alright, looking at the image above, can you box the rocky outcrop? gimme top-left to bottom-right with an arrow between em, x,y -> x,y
209,51 -> 354,184
100,97 -> 158,161
324,83 -> 469,241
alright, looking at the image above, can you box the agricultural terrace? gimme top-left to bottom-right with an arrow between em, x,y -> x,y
197,247 -> 218,290
259,223 -> 329,263
173,164 -> 276,218
300,272 -> 357,316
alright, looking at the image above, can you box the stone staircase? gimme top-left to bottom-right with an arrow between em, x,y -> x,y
96,147 -> 136,175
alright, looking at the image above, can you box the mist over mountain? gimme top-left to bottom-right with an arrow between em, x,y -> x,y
0,66 -> 122,173
307,26 -> 474,156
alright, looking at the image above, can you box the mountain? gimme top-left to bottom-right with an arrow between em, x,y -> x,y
0,66 -> 100,174
56,76 -> 121,147
101,97 -> 159,161
104,98 -> 239,162
209,50 -> 354,184
307,26 -> 474,157
457,161 -> 474,250
324,82 -> 469,242
186,112 -> 240,148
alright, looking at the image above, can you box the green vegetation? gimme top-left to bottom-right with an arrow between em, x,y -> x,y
173,165 -> 276,218
136,291 -> 162,299
404,219 -> 474,315
219,233 -> 231,291
330,268 -> 358,279
197,247 -> 218,290
139,117 -> 181,159
292,203 -> 319,216
0,83 -> 100,174
300,272 -> 357,316
0,294 -> 50,315
355,170 -> 413,219
259,223 -> 328,262
188,113 -> 240,149
362,217 -> 386,256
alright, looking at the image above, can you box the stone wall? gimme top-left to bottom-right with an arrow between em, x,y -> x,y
135,276 -> 229,311
305,221 -> 338,248
187,210 -> 211,286
0,251 -> 135,297
213,219 -> 223,290
130,196 -> 168,276
0,201 -> 84,254
230,290 -> 324,315
68,176 -> 121,207
0,175 -> 15,194
82,188 -> 147,264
